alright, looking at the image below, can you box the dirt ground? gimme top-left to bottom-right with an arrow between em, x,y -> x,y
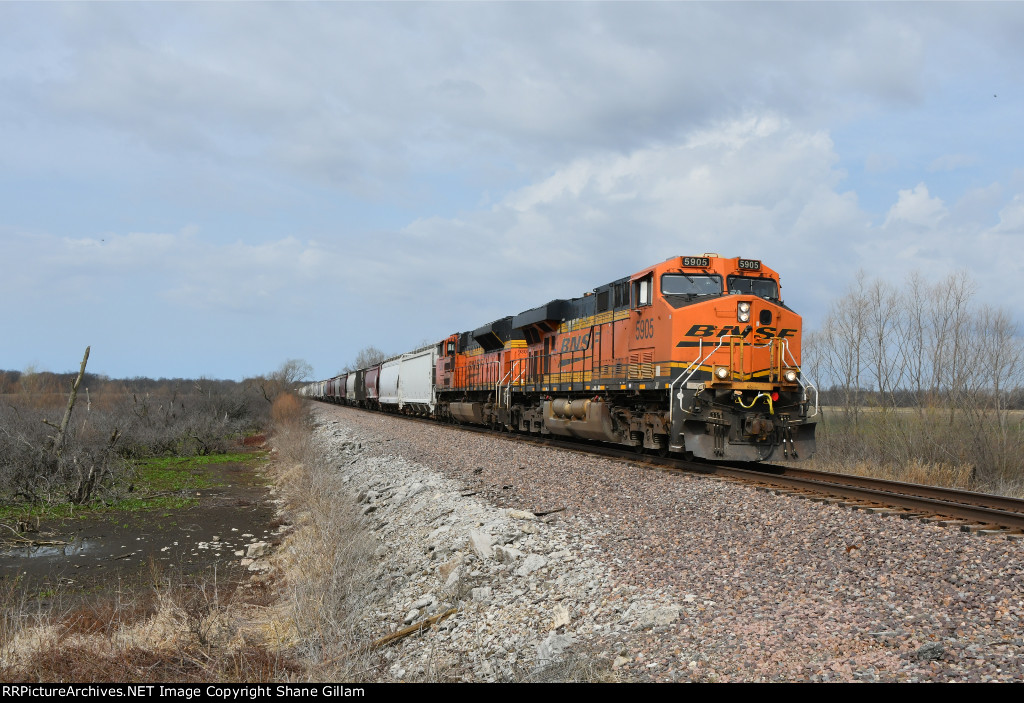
0,456 -> 280,601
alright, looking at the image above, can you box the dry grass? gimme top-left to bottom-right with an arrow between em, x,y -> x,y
805,457 -> 977,490
266,415 -> 383,680
805,408 -> 1024,497
271,393 -> 306,428
0,566 -> 301,683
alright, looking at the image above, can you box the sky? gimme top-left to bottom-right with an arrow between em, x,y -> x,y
2,2 -> 1023,381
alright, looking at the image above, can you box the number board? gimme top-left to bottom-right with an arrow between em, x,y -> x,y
738,259 -> 761,271
682,256 -> 710,267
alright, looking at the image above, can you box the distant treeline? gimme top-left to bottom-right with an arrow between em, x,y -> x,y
1,370 -> 254,396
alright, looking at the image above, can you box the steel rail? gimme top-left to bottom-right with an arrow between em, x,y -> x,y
737,464 -> 1024,515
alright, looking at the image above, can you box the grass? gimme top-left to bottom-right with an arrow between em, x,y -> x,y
797,406 -> 1024,497
0,451 -> 269,522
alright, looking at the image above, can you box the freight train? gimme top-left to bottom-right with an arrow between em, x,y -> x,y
302,254 -> 817,461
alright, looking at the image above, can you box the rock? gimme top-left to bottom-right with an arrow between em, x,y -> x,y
494,545 -> 524,564
612,656 -> 630,670
444,565 -> 464,589
917,642 -> 945,661
361,505 -> 378,515
471,587 -> 493,603
639,606 -> 680,629
496,531 -> 519,545
438,554 -> 464,582
403,609 -> 421,625
396,482 -> 426,506
552,604 -> 570,629
246,542 -> 271,558
506,509 -> 537,521
469,529 -> 494,560
412,595 -> 435,610
868,630 -> 902,639
537,633 -> 575,665
516,554 -> 548,577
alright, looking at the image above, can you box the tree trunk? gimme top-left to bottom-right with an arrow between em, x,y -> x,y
55,346 -> 90,456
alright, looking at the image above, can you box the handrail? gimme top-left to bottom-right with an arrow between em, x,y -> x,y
782,339 -> 819,418
669,337 -> 702,425
669,337 -> 729,427
504,360 -> 523,409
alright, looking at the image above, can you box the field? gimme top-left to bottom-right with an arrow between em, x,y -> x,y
795,405 -> 1024,497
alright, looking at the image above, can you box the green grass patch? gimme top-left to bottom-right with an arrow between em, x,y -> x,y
136,451 -> 266,471
0,450 -> 268,522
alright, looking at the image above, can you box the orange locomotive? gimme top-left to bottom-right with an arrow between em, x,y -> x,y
432,254 -> 816,461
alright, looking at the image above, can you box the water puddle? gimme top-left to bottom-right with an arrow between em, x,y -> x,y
0,537 -> 98,560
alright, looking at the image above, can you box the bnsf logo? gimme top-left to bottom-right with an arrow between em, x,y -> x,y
560,331 -> 592,353
685,324 -> 797,339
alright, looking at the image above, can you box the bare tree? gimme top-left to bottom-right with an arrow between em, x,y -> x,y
819,271 -> 869,425
344,346 -> 389,373
273,359 -> 314,386
255,359 -> 314,403
863,278 -> 904,408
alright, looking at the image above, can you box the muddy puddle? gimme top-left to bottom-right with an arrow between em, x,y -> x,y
0,455 -> 281,598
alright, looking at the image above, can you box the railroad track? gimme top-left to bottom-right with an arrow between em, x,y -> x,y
322,403 -> 1024,538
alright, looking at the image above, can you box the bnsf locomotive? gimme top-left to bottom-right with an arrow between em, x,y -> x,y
303,254 -> 817,461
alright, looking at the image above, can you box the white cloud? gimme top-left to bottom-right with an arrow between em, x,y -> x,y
991,194 -> 1024,235
883,183 -> 948,229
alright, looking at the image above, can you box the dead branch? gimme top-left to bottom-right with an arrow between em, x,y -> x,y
0,523 -> 68,547
53,346 -> 90,455
370,608 -> 458,649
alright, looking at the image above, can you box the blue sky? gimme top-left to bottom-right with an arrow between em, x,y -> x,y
2,2 -> 1022,380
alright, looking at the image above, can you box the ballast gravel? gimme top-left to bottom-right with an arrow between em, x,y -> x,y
312,404 -> 1024,682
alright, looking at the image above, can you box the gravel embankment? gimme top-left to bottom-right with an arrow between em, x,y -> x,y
312,404 -> 1024,682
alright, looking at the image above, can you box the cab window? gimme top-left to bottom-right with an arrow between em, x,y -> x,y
632,274 -> 653,307
727,275 -> 779,300
661,273 -> 723,297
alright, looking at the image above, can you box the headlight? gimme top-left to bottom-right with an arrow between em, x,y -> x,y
715,366 -> 730,380
784,369 -> 798,383
738,301 -> 750,322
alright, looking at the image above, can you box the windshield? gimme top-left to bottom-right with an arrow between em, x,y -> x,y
727,275 -> 779,299
662,273 -> 722,297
